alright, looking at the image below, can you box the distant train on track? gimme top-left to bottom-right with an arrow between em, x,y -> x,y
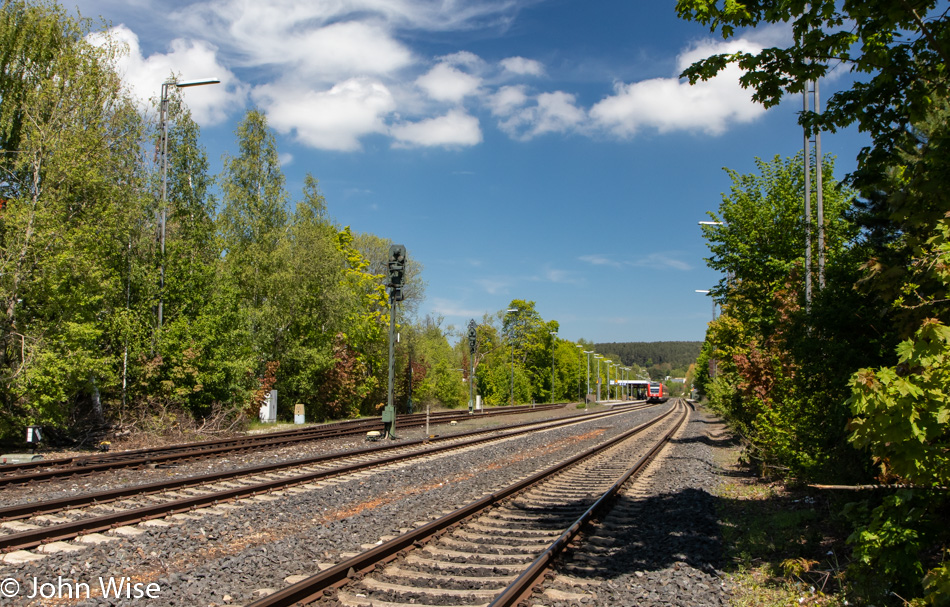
646,381 -> 669,403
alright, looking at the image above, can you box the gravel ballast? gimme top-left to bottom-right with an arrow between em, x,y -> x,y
533,404 -> 734,606
0,403 -> 735,607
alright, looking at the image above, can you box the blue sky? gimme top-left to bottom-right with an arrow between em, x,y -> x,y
76,0 -> 869,343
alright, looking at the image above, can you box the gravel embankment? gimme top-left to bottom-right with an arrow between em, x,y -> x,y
535,404 -> 734,606
0,404 -> 663,607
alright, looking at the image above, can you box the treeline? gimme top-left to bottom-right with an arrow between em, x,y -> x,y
0,0 -> 421,443
594,341 -> 701,378
0,1 -> 643,447
677,1 -> 950,603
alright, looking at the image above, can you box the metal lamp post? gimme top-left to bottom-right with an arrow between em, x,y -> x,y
695,289 -> 716,321
584,351 -> 593,401
697,220 -> 727,323
575,345 -> 584,403
595,355 -> 602,402
158,76 -> 219,332
506,308 -> 519,406
608,362 -> 614,401
549,330 -> 557,404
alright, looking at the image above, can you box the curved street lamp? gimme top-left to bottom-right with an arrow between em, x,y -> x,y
158,76 -> 220,333
695,289 -> 716,321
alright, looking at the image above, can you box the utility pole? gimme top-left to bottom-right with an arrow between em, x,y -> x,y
804,78 -> 826,303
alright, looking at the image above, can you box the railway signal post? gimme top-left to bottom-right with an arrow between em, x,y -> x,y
385,245 -> 407,440
468,319 -> 477,414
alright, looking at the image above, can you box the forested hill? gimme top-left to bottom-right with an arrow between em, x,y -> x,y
594,342 -> 702,375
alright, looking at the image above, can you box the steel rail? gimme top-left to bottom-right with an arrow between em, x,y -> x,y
243,402 -> 683,607
0,403 -> 659,551
0,403 -> 572,486
0,403 -> 566,473
0,404 -> 646,522
489,399 -> 690,606
0,404 -> 566,474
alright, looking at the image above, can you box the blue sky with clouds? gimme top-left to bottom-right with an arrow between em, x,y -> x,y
77,0 -> 869,343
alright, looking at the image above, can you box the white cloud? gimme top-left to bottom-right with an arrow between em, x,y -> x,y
580,253 -> 690,271
88,25 -> 245,125
488,85 -> 529,116
500,56 -> 544,76
580,255 -> 622,268
475,278 -> 510,295
430,297 -> 487,319
173,0 -> 527,41
254,78 -> 396,151
590,38 -> 766,137
416,63 -> 482,103
541,267 -> 581,284
630,253 -> 692,271
390,110 -> 482,148
90,4 -> 776,151
288,21 -> 414,79
441,51 -> 485,69
173,3 -> 413,76
497,91 -> 585,140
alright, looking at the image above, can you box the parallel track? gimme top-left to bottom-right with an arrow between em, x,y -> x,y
0,402 -> 655,554
0,403 -> 569,486
244,399 -> 690,607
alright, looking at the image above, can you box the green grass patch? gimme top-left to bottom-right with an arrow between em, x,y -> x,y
714,446 -> 851,606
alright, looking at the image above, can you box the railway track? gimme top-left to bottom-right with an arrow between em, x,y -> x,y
244,398 -> 690,607
0,402 -> 656,555
0,403 -> 568,487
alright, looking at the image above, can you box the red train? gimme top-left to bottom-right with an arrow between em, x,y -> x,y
646,381 -> 669,403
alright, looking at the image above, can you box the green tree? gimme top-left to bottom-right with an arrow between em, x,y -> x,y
330,224 -> 388,416
217,109 -> 289,408
677,3 -> 950,599
697,154 -> 863,477
701,153 -> 856,332
218,109 -> 289,324
503,300 -> 561,402
855,100 -> 950,338
675,0 -> 949,184
0,1 -> 147,437
137,88 -> 253,417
